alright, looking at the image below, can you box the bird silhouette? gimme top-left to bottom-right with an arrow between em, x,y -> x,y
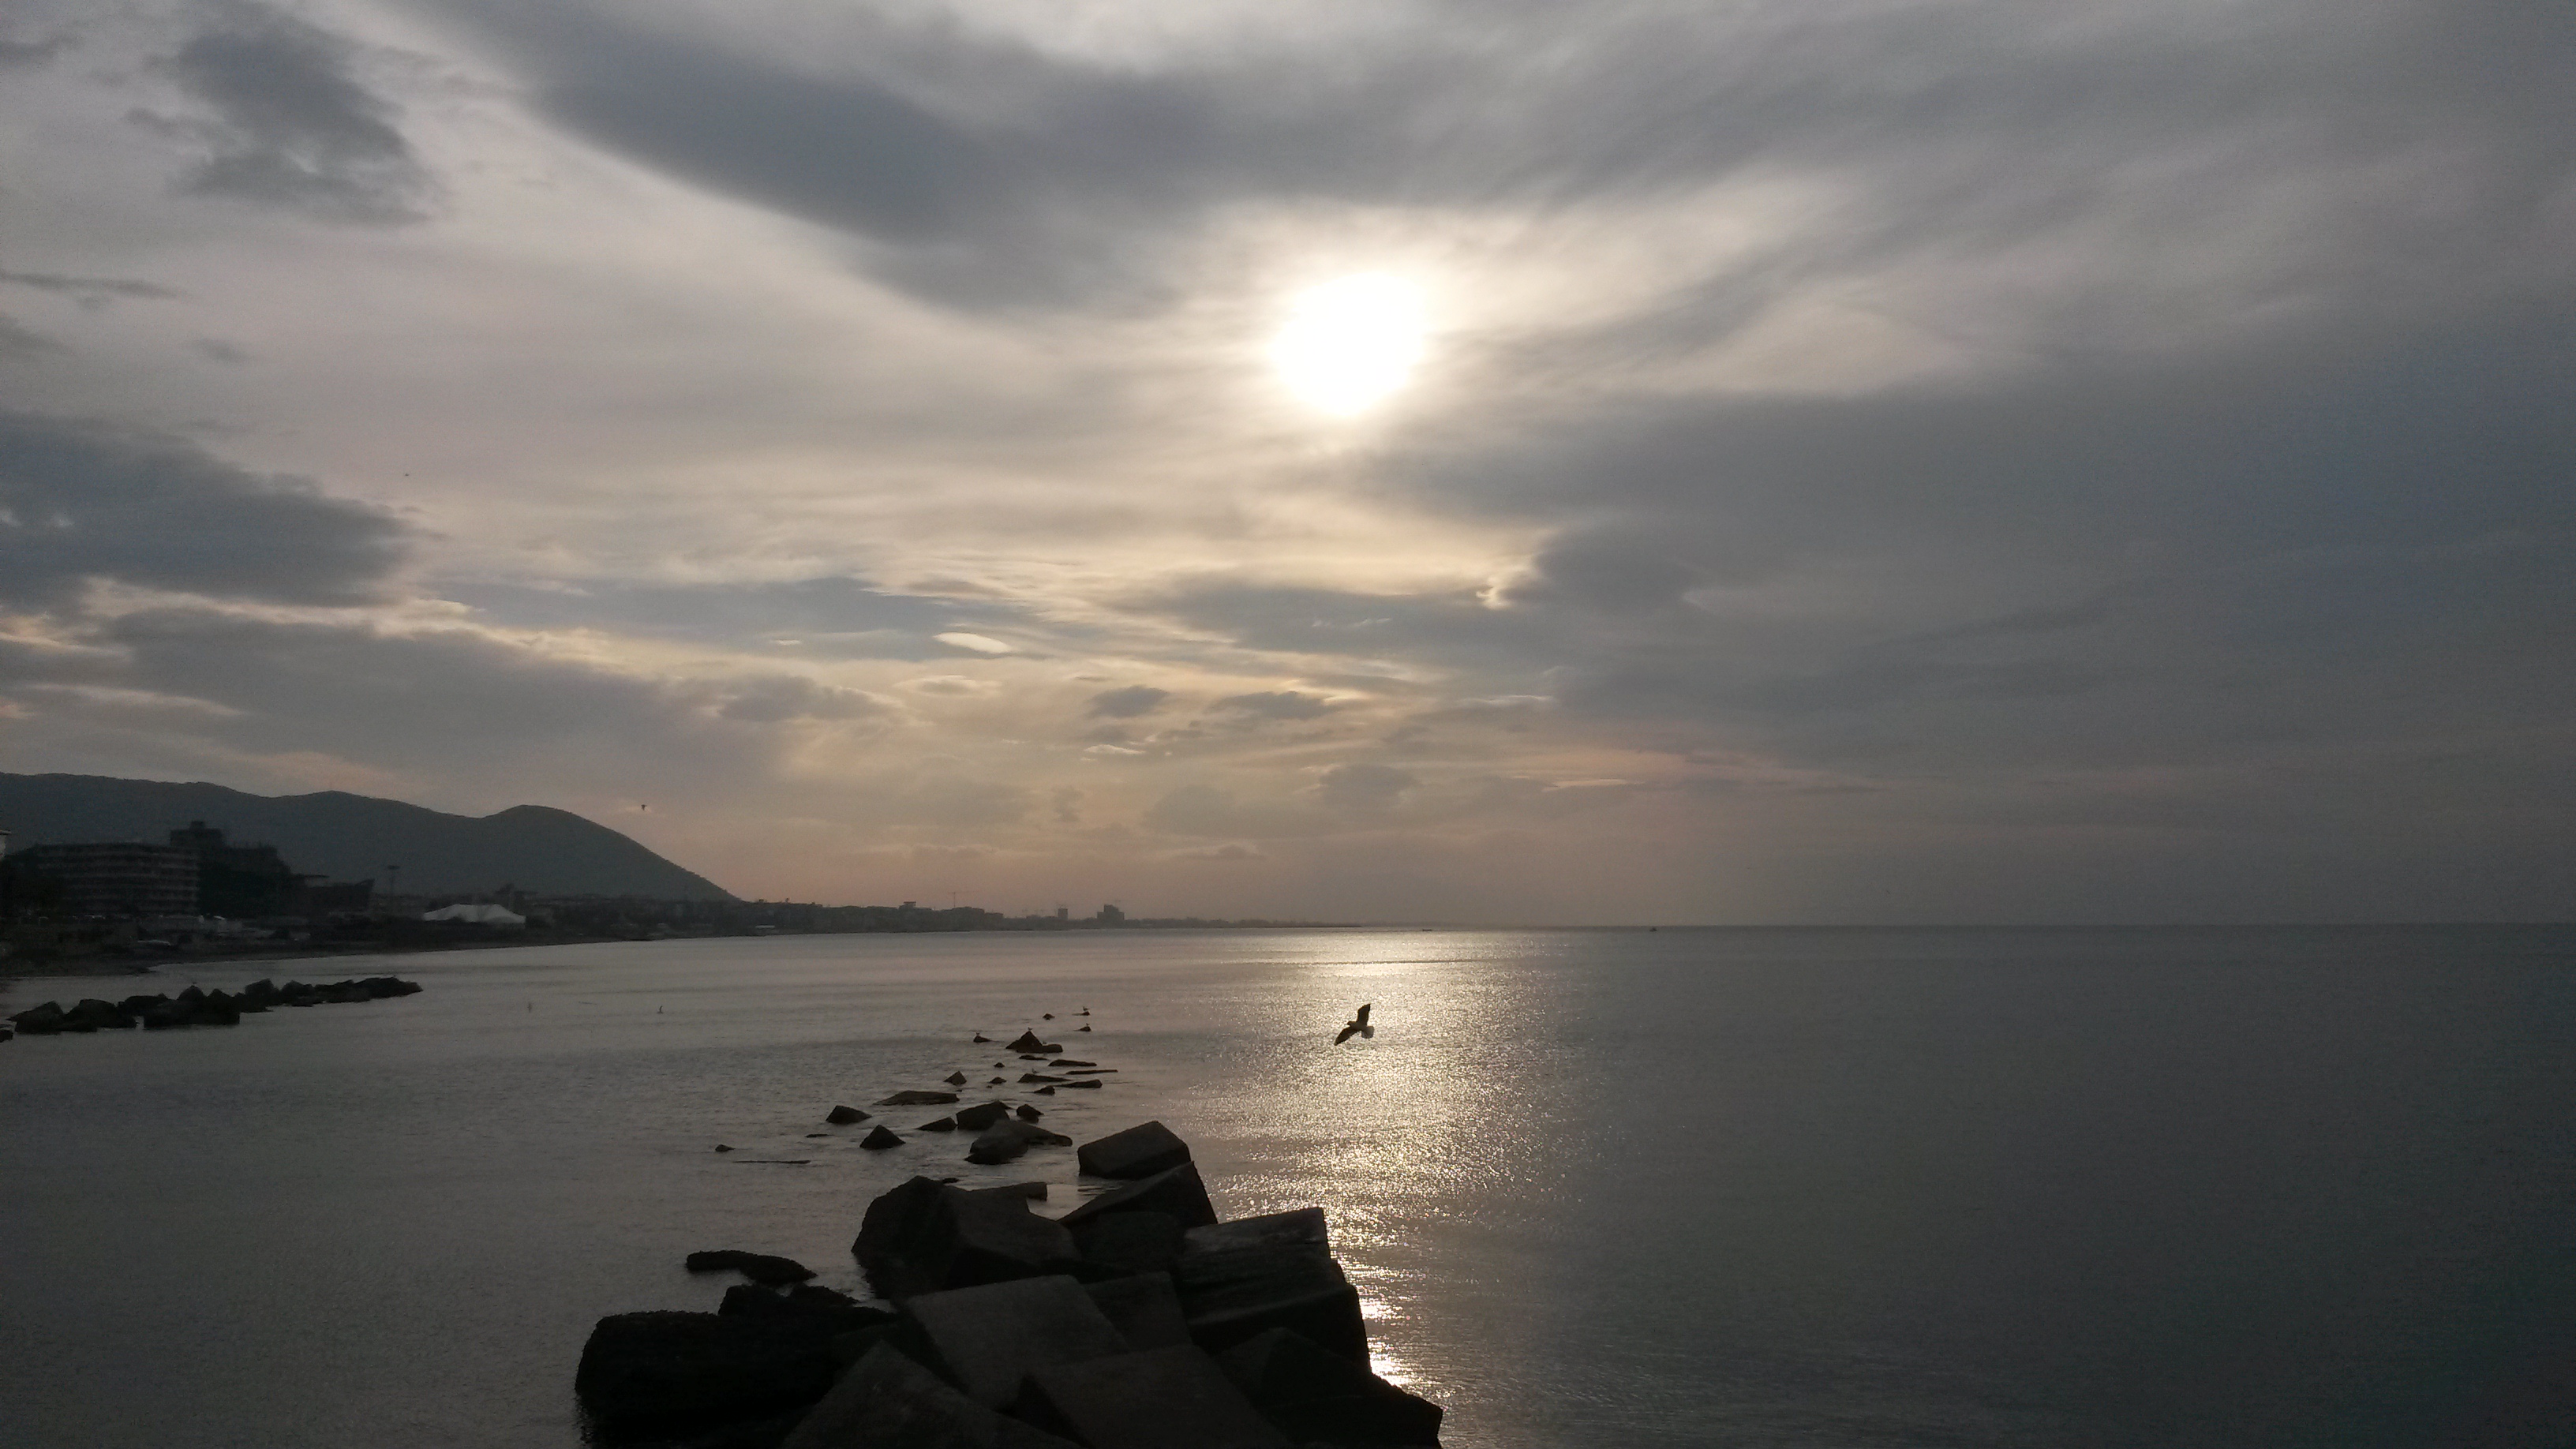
1335,1003 -> 1374,1045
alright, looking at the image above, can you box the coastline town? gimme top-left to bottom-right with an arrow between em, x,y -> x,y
0,818 -> 1318,972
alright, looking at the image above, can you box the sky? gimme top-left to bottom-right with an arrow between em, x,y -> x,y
0,0 -> 2569,923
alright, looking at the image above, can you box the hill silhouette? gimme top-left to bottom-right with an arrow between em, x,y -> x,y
0,773 -> 736,901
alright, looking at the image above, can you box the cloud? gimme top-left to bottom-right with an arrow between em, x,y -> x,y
1086,684 -> 1169,718
0,270 -> 182,305
1312,762 -> 1416,813
0,409 -> 410,607
1170,842 -> 1265,863
1211,690 -> 1337,722
709,675 -> 891,724
935,631 -> 1016,655
137,1 -> 435,223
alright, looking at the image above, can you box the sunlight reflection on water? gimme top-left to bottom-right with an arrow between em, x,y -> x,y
6,926 -> 2574,1449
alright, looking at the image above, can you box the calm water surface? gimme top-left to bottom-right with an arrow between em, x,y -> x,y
5,926 -> 2574,1448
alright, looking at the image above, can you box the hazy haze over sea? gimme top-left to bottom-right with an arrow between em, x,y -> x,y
6,926 -> 2574,1448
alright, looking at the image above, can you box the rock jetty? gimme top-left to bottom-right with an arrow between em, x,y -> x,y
6,976 -> 421,1037
576,1120 -> 1442,1447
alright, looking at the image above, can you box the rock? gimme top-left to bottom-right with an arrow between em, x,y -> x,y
63,998 -> 133,1031
875,1090 -> 960,1107
972,1033 -> 993,1043
1077,1122 -> 1193,1181
635,1408 -> 808,1448
854,1178 -> 1083,1299
8,1002 -> 66,1035
1079,1025 -> 1091,1032
1059,1163 -> 1218,1233
804,1133 -> 830,1139
1071,1212 -> 1184,1276
1048,1059 -> 1095,1068
1035,1086 -> 1056,1095
987,1076 -> 1007,1085
1216,1327 -> 1443,1446
118,994 -> 170,1017
965,1118 -> 1071,1166
1173,1210 -> 1365,1363
715,1144 -> 736,1152
1042,1013 -> 1054,1020
717,1285 -> 895,1341
974,1181 -> 1047,1201
1083,1273 -> 1193,1350
900,1275 -> 1131,1408
1018,1344 -> 1290,1449
687,1252 -> 818,1286
241,979 -> 279,1000
1006,1030 -> 1050,1053
1019,1073 -> 1066,1085
1017,1055 -> 1051,1062
1060,1080 -> 1101,1089
1064,1069 -> 1116,1076
824,1105 -> 870,1125
777,1342 -> 1078,1449
953,1102 -> 1011,1132
1014,1105 -> 1043,1122
860,1126 -> 905,1149
944,1072 -> 969,1086
919,1118 -> 960,1132
574,1311 -> 839,1440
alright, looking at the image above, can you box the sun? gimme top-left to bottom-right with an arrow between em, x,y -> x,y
1268,272 -> 1428,416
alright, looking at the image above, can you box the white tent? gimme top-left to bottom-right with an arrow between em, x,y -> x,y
421,902 -> 526,926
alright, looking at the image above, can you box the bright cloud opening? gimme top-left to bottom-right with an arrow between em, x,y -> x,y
1268,273 -> 1428,416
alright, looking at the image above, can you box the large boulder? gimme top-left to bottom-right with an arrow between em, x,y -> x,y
1083,1273 -> 1193,1350
1017,1344 -> 1290,1449
574,1311 -> 839,1441
964,1119 -> 1071,1166
854,1178 -> 1083,1299
777,1342 -> 1077,1449
899,1275 -> 1131,1408
717,1284 -> 896,1340
687,1251 -> 818,1286
8,1002 -> 66,1035
860,1126 -> 905,1150
1172,1210 -> 1365,1362
823,1105 -> 870,1125
1072,1211 -> 1184,1277
1059,1163 -> 1217,1232
1004,1030 -> 1052,1054
1217,1327 -> 1443,1445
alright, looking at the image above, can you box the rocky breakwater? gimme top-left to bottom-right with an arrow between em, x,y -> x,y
576,1120 -> 1443,1448
6,975 -> 423,1039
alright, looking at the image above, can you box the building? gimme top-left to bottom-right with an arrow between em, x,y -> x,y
168,821 -> 302,916
15,842 -> 200,917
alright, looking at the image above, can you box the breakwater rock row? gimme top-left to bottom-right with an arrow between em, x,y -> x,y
576,1121 -> 1442,1447
6,976 -> 421,1036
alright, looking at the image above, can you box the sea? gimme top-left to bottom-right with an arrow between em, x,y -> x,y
4,925 -> 2574,1449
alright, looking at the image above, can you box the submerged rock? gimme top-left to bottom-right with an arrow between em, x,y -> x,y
686,1251 -> 818,1286
874,1089 -> 959,1106
918,1117 -> 959,1133
953,1102 -> 1012,1132
824,1105 -> 869,1125
965,1118 -> 1071,1166
859,1126 -> 904,1150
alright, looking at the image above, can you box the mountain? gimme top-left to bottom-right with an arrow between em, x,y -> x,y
0,773 -> 736,900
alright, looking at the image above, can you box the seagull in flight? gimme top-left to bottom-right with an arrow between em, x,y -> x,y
1335,1003 -> 1374,1045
